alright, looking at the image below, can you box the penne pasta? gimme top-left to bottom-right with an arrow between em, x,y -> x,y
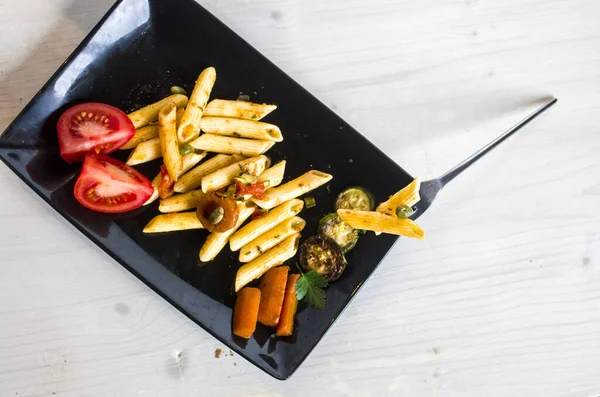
144,173 -> 162,206
128,94 -> 188,129
174,154 -> 245,193
121,108 -> 184,150
337,209 -> 426,239
180,152 -> 208,174
200,117 -> 283,142
126,138 -> 161,165
189,134 -> 275,157
229,198 -> 304,252
178,67 -> 217,142
203,99 -> 277,120
235,234 -> 300,292
121,125 -> 158,150
158,103 -> 182,180
125,113 -> 199,168
201,155 -> 270,194
144,152 -> 208,205
376,178 -> 421,215
180,152 -> 209,174
257,160 -> 286,189
158,189 -> 204,213
239,216 -> 306,263
143,212 -> 204,233
253,170 -> 333,210
199,204 -> 256,262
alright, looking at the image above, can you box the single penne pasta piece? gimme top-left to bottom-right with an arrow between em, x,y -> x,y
239,216 -> 306,263
229,198 -> 304,251
143,212 -> 204,233
201,155 -> 270,194
178,67 -> 217,142
257,160 -> 286,189
158,189 -> 204,213
121,109 -> 185,150
176,106 -> 185,123
376,178 -> 421,215
337,209 -> 425,239
180,151 -> 209,174
120,125 -> 158,150
200,117 -> 283,142
158,103 -> 182,180
235,234 -> 300,292
204,99 -> 277,120
199,204 -> 256,262
189,134 -> 275,157
144,152 -> 208,206
144,173 -> 162,206
174,154 -> 245,193
128,94 -> 188,129
126,138 -> 161,165
253,170 -> 333,210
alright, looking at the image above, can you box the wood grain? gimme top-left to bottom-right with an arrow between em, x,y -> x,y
1,0 -> 600,395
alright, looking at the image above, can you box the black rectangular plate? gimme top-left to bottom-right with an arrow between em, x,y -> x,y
0,0 -> 412,379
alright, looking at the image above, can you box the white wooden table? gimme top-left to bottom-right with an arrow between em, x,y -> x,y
1,0 -> 599,395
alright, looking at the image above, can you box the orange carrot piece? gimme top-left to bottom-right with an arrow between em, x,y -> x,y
275,273 -> 301,337
232,287 -> 261,339
257,266 -> 289,327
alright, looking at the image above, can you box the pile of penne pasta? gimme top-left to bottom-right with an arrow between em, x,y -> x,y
122,67 -> 332,290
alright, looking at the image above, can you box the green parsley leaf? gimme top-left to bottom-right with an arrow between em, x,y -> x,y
304,284 -> 327,309
303,270 -> 328,288
295,276 -> 309,300
295,270 -> 328,309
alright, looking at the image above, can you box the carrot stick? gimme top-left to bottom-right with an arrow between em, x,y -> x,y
232,287 -> 261,339
257,266 -> 289,327
275,273 -> 301,337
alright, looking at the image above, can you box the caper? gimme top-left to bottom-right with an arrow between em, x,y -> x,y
209,206 -> 225,224
171,86 -> 187,95
395,205 -> 415,219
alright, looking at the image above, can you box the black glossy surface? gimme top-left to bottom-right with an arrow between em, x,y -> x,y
0,0 -> 413,380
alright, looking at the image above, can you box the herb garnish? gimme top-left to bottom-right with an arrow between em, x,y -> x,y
295,264 -> 328,309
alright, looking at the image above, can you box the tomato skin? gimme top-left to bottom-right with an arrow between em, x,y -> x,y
73,154 -> 153,213
251,208 -> 268,220
58,103 -> 135,163
235,181 -> 266,199
158,165 -> 175,199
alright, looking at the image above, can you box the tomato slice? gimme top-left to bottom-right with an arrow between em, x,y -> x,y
74,154 -> 154,213
58,102 -> 135,163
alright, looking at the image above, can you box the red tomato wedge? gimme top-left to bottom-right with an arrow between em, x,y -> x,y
74,154 -> 153,213
58,102 -> 135,163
